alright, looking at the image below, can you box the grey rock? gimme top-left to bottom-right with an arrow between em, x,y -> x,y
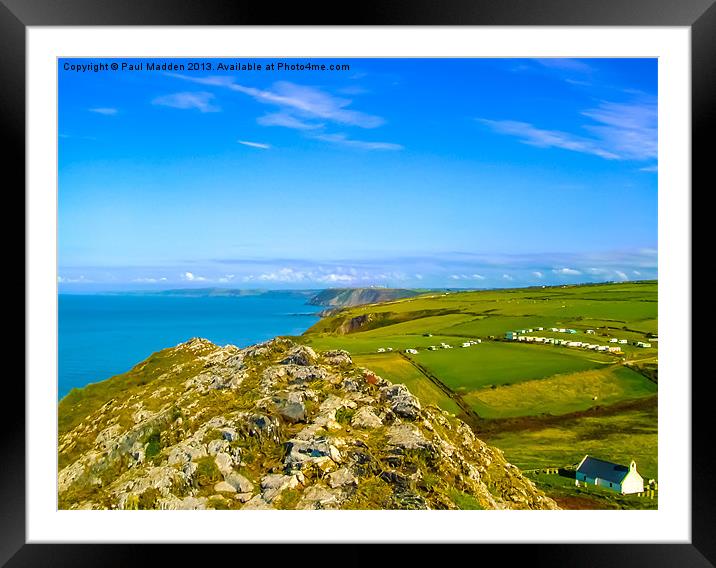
242,495 -> 275,509
207,439 -> 229,456
224,472 -> 254,493
380,384 -> 422,420
214,481 -> 237,493
215,452 -> 234,476
386,424 -> 433,452
328,468 -> 357,488
296,484 -> 342,510
221,427 -> 238,442
233,412 -> 281,443
280,345 -> 318,366
260,473 -> 301,502
351,406 -> 383,429
158,495 -> 208,510
279,401 -> 307,424
323,350 -> 353,366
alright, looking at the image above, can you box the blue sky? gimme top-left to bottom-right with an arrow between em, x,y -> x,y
59,58 -> 657,291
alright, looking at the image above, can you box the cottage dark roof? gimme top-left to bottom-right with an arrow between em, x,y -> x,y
576,456 -> 631,484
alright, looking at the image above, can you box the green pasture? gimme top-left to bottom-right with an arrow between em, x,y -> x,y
352,353 -> 461,415
410,342 -> 613,393
306,281 -> 658,347
301,333 -> 470,355
463,365 -> 657,418
301,281 -> 659,510
481,396 -> 658,479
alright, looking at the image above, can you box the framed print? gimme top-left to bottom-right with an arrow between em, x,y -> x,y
8,0 -> 711,564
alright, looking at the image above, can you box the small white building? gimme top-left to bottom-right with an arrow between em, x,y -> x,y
575,455 -> 644,494
377,348 -> 386,353
608,347 -> 623,353
609,338 -> 619,343
428,345 -> 437,351
405,348 -> 419,355
461,342 -> 471,348
619,339 -> 628,344
586,329 -> 595,334
636,341 -> 652,348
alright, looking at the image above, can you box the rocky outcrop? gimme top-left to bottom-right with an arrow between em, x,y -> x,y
58,337 -> 558,511
307,288 -> 420,308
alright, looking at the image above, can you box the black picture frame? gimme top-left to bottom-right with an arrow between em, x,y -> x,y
7,0 -> 709,565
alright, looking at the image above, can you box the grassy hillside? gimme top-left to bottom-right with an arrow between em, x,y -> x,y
297,281 -> 658,509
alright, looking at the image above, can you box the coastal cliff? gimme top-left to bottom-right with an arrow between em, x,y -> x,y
58,338 -> 558,510
307,288 -> 420,308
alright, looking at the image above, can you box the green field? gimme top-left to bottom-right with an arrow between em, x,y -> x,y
352,353 -> 461,415
463,365 -> 657,418
302,333 -> 470,355
478,396 -> 658,478
412,342 -> 612,393
299,281 -> 658,509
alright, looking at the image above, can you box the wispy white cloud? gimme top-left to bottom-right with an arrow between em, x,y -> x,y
553,267 -> 582,275
449,274 -> 486,281
479,119 -> 620,160
248,267 -> 356,284
152,91 -> 219,113
181,271 -> 208,282
132,277 -> 167,283
535,58 -> 593,73
89,107 -> 118,115
57,275 -> 92,283
614,270 -> 629,281
166,74 -> 382,128
238,140 -> 271,149
639,165 -> 658,173
581,98 -> 657,161
532,271 -> 544,278
502,274 -> 514,281
479,94 -> 657,162
257,112 -> 323,130
319,273 -> 356,283
565,78 -> 592,87
311,133 -> 403,151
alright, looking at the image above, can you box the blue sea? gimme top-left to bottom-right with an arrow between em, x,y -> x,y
58,293 -> 322,400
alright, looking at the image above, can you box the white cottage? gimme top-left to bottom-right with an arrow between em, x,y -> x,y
575,455 -> 644,494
